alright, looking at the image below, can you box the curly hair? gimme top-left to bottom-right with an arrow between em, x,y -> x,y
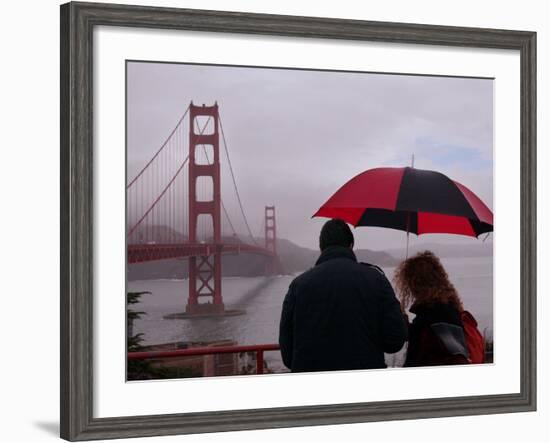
393,250 -> 463,312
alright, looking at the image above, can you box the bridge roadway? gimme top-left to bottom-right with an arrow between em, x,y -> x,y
127,242 -> 274,263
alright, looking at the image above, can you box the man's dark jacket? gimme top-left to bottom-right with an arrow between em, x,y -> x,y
279,246 -> 407,372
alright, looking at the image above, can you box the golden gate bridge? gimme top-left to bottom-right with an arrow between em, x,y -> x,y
127,102 -> 282,316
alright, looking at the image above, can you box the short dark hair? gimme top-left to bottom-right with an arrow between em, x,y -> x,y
319,219 -> 354,251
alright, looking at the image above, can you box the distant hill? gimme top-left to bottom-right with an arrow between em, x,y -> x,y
127,225 -> 491,280
354,248 -> 400,266
128,224 -> 187,243
127,227 -> 400,280
275,238 -> 399,272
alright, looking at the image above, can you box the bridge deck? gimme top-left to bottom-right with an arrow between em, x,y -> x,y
128,242 -> 274,263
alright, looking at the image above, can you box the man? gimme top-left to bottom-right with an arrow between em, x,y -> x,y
279,218 -> 407,372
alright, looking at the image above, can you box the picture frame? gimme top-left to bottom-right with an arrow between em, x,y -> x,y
60,1 -> 536,441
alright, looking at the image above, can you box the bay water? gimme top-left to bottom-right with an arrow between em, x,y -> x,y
129,256 -> 493,372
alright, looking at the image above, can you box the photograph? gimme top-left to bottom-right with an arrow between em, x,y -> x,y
57,1 -> 537,440
125,61 -> 494,380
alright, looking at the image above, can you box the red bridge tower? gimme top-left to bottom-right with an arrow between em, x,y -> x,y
264,206 -> 277,255
264,206 -> 282,275
186,102 -> 223,315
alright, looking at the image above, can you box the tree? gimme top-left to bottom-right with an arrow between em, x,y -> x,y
126,290 -> 202,380
127,291 -> 153,380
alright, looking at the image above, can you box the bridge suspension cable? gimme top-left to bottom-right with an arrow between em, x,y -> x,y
127,106 -> 268,250
219,114 -> 258,245
127,114 -> 210,240
127,156 -> 189,238
127,105 -> 190,189
257,217 -> 265,242
197,143 -> 239,240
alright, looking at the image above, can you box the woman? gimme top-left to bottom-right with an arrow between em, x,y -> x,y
394,250 -> 483,367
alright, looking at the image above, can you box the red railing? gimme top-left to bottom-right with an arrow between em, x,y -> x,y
128,343 -> 281,374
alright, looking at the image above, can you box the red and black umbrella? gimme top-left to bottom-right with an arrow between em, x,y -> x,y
313,167 -> 493,238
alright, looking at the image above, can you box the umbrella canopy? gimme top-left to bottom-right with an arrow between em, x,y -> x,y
313,167 -> 493,238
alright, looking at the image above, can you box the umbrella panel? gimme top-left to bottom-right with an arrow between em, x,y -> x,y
396,168 -> 478,220
313,166 -> 493,238
356,208 -> 492,238
357,208 -> 419,234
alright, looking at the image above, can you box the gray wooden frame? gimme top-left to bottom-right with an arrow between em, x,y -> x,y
60,1 -> 537,441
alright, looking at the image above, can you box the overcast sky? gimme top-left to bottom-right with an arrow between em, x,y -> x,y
127,61 -> 493,251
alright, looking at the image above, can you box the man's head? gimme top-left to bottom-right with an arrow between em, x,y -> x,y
319,218 -> 354,251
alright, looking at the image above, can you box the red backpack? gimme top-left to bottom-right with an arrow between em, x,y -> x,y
461,310 -> 485,364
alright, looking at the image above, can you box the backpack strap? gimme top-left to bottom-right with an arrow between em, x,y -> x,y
430,322 -> 470,361
461,310 -> 479,327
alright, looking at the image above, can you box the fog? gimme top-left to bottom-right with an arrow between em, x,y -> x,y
127,61 -> 493,251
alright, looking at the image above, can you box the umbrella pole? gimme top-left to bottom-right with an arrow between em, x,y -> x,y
405,153 -> 414,260
405,213 -> 410,260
